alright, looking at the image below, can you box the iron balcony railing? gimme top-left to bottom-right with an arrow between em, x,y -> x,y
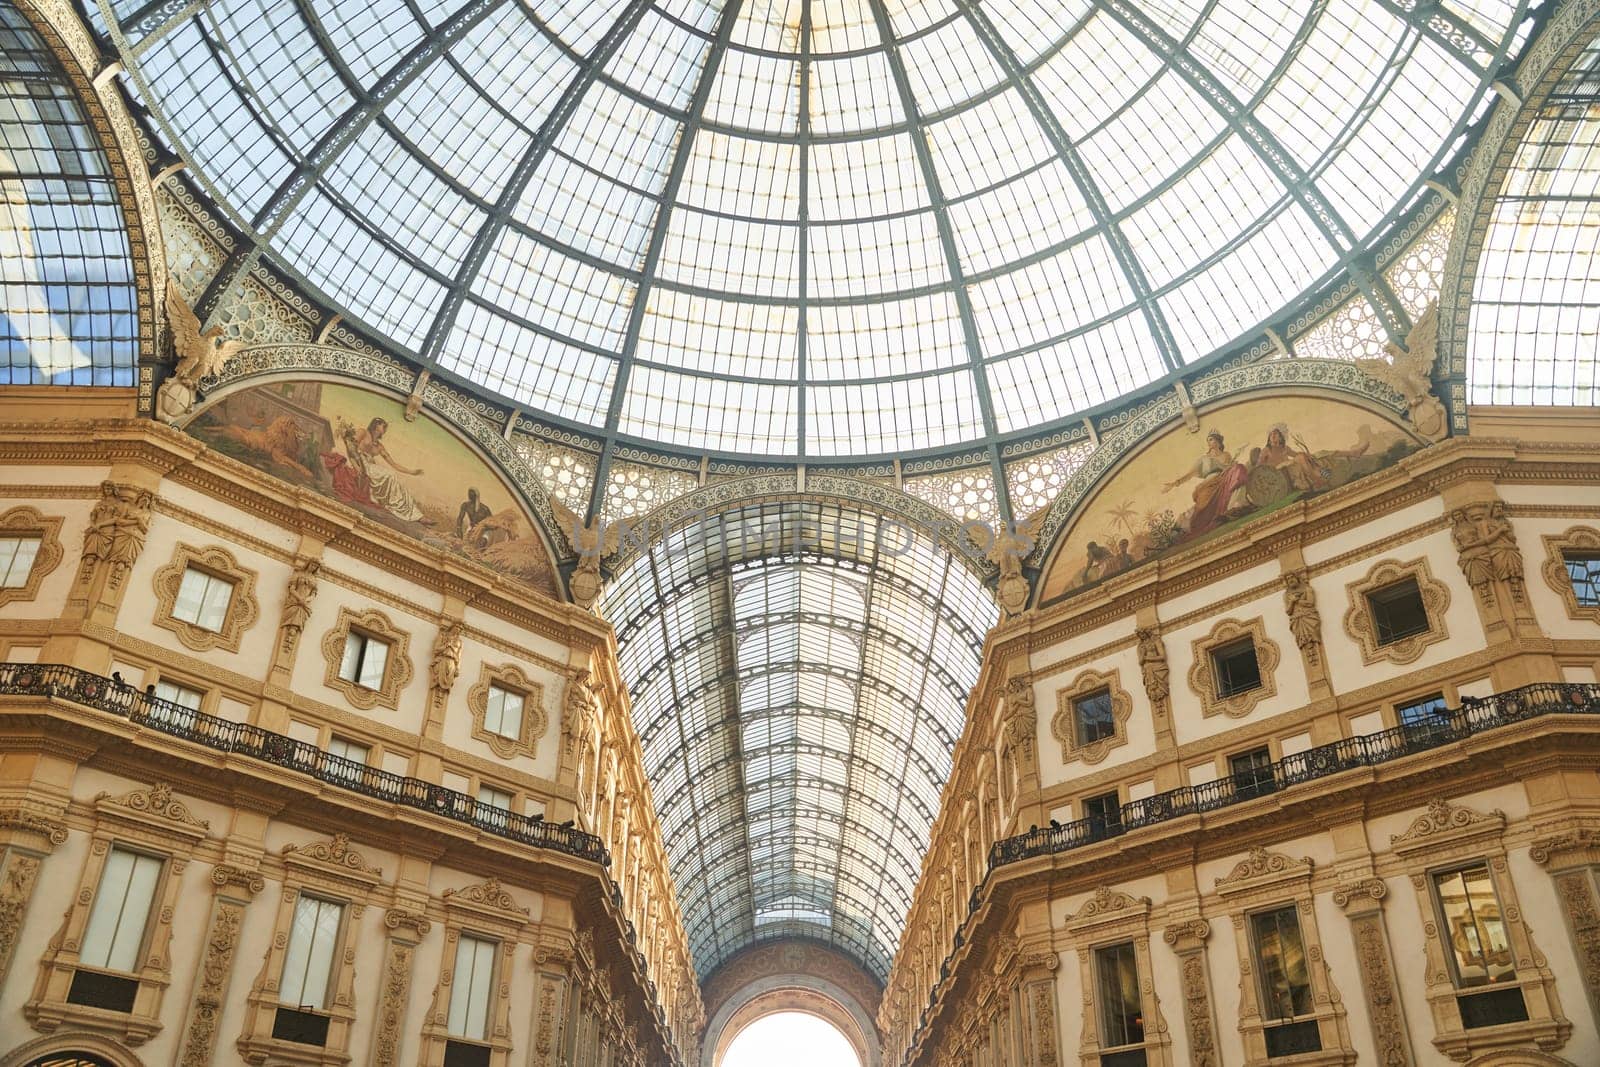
989,681 -> 1600,870
0,662 -> 609,866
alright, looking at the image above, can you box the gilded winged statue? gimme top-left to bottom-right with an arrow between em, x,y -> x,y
550,498 -> 624,610
156,284 -> 246,424
1354,300 -> 1447,441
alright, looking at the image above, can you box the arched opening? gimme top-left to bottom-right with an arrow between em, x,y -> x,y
721,1011 -> 862,1067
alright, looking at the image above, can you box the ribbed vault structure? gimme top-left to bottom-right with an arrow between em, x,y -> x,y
600,501 -> 995,979
96,0 -> 1534,459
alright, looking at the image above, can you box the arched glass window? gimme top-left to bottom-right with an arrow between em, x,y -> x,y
721,1011 -> 861,1067
1467,37 -> 1600,406
1,0 -> 137,385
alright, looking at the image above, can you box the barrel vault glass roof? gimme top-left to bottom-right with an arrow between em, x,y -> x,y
600,501 -> 996,979
100,0 -> 1535,457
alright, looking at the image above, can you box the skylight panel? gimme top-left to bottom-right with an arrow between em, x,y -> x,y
967,235 -> 1135,357
805,294 -> 966,381
453,5 -> 574,133
655,210 -> 799,298
704,49 -> 800,134
810,51 -> 904,134
553,83 -> 681,194
326,126 -> 482,271
1187,0 -> 1301,102
387,62 -> 534,202
312,0 -> 424,86
620,367 -> 799,452
513,156 -> 659,268
1082,71 -> 1228,213
1445,0 -> 1518,42
441,305 -> 617,424
677,131 -> 800,220
946,160 -> 1095,274
897,16 -> 1007,115
980,0 -> 1092,67
807,134 -> 928,221
886,0 -> 960,40
477,229 -> 634,349
728,0 -> 801,52
606,7 -> 714,112
810,0 -> 877,52
806,211 -> 948,298
805,369 -> 983,454
638,291 -> 799,377
207,0 -> 352,152
528,0 -> 617,53
1030,13 -> 1161,141
925,88 -> 1053,200
985,313 -> 1164,432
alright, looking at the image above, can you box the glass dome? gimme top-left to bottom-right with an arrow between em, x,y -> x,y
105,0 -> 1532,456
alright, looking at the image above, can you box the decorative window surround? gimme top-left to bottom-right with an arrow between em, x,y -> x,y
0,507 -> 63,608
1332,875 -> 1418,1067
236,834 -> 383,1066
1529,827 -> 1600,1024
1066,887 -> 1173,1067
25,783 -> 210,1045
0,805 -> 69,990
320,607 -> 412,711
1342,557 -> 1451,666
1213,848 -> 1356,1066
419,879 -> 530,1067
1162,919 -> 1220,1067
1541,527 -> 1600,624
467,663 -> 547,761
1389,799 -> 1571,1061
1050,668 -> 1132,766
1188,617 -> 1280,719
151,543 -> 259,653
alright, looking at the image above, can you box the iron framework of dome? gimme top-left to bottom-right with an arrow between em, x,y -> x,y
94,0 -> 1537,464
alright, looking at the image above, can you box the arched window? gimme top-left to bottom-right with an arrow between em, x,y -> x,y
26,1056 -> 120,1067
1466,36 -> 1600,406
721,1011 -> 862,1067
1,0 -> 137,385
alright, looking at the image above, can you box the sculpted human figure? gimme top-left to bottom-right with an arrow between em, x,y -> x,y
1283,570 -> 1322,657
1137,627 -> 1169,708
1452,500 -> 1522,603
429,621 -> 462,694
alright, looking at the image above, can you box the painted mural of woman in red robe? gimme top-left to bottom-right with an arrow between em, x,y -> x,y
1163,430 -> 1250,537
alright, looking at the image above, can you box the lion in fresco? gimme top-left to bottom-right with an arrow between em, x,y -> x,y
209,416 -> 315,482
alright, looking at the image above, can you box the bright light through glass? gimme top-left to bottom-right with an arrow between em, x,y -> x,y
722,1012 -> 861,1067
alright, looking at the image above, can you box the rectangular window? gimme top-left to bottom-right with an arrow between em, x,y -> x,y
80,847 -> 162,972
279,895 -> 344,1010
448,934 -> 497,1040
338,630 -> 389,690
1398,693 -> 1453,747
1211,637 -> 1262,698
1083,790 -> 1121,839
477,785 -> 512,811
1095,941 -> 1145,1050
172,566 -> 234,632
0,536 -> 41,587
483,684 -> 524,739
1251,906 -> 1317,1022
1432,864 -> 1517,989
325,736 -> 369,785
1565,552 -> 1600,607
1230,747 -> 1276,800
1367,578 -> 1431,645
150,679 -> 204,730
1073,687 -> 1116,746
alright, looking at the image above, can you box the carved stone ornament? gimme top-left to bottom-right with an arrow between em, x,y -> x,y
562,668 -> 600,756
278,556 -> 320,654
1342,556 -> 1451,666
1003,676 -> 1037,755
1187,616 -> 1280,719
1541,526 -> 1600,623
152,541 -> 260,653
210,864 -> 266,896
1070,885 -> 1150,923
78,480 -> 154,590
442,877 -> 530,918
1388,797 -> 1504,853
0,507 -> 64,608
371,940 -> 414,1067
1353,300 -> 1447,443
319,605 -> 413,711
1213,846 -> 1311,891
95,781 -> 210,831
1282,568 -> 1322,663
1136,626 -> 1169,711
467,662 -> 548,760
0,853 -> 42,987
179,899 -> 245,1067
384,906 -> 433,938
282,832 -> 383,877
428,619 -> 463,695
1050,667 -> 1132,765
1450,498 -> 1525,606
1330,877 -> 1388,910
0,805 -> 69,847
157,281 -> 247,424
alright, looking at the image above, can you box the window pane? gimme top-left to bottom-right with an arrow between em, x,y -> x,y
1212,638 -> 1261,697
1074,688 -> 1115,746
1433,865 -> 1517,988
1368,579 -> 1429,645
0,536 -> 39,586
1095,941 -> 1144,1049
173,567 -> 210,625
280,896 -> 343,1009
484,686 -> 505,733
154,680 -> 203,711
449,935 -> 495,1039
486,685 -> 523,739
1251,905 -> 1314,1020
1567,553 -> 1600,607
81,847 -> 162,972
339,631 -> 363,682
358,636 -> 388,689
196,572 -> 234,631
478,786 -> 512,810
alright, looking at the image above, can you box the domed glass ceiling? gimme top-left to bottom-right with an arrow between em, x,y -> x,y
103,0 -> 1531,456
